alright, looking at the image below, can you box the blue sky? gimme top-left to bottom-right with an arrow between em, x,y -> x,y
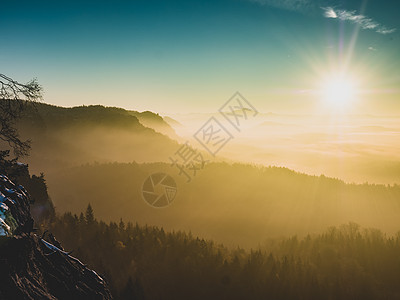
1,0 -> 399,113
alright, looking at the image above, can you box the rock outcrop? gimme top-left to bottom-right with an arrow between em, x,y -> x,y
0,174 -> 112,299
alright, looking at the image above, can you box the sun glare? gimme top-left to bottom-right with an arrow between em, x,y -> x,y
320,75 -> 358,107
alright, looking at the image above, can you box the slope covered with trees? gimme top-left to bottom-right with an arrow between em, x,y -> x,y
1,101 -> 181,174
47,206 -> 400,300
45,161 -> 400,248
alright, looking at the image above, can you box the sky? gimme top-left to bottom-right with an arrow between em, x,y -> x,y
1,0 -> 399,114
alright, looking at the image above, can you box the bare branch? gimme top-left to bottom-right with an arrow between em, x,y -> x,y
0,74 -> 43,158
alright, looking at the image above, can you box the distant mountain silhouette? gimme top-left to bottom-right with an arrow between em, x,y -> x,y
45,161 -> 400,248
163,116 -> 183,128
4,100 -> 400,248
128,110 -> 180,140
0,101 -> 181,174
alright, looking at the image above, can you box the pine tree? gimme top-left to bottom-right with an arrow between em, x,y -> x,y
85,203 -> 95,225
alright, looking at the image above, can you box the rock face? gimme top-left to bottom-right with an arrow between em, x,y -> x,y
0,174 -> 33,237
0,174 -> 112,299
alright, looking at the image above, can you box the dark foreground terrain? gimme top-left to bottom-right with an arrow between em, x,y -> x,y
0,163 -> 112,300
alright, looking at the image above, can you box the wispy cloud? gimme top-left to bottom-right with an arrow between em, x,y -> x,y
249,1 -> 396,35
249,0 -> 311,12
322,7 -> 337,18
322,7 -> 396,35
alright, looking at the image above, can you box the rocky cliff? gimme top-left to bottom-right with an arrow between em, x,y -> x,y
0,173 -> 112,299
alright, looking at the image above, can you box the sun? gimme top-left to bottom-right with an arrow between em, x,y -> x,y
320,74 -> 358,108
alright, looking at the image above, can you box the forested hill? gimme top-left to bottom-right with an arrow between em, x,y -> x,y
2,101 -> 181,173
46,161 -> 400,248
17,102 -> 176,135
49,207 -> 400,300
